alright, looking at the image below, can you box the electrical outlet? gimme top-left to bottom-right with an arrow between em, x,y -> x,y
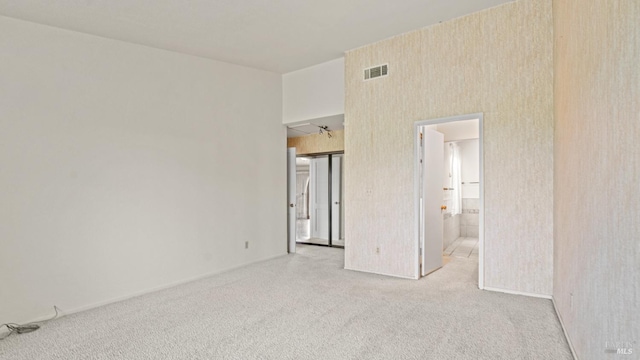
245,241 -> 249,249
376,247 -> 380,254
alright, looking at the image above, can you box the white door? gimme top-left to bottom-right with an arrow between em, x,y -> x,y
310,157 -> 329,240
331,155 -> 342,242
421,129 -> 444,276
287,148 -> 296,253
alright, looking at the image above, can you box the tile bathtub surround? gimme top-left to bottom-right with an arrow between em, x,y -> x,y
462,198 -> 479,211
443,214 -> 461,250
461,198 -> 479,238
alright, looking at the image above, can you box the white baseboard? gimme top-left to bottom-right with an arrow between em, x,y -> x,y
552,297 -> 579,360
344,266 -> 418,280
483,286 -> 552,299
13,252 -> 288,327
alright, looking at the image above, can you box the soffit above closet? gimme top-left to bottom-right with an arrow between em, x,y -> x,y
286,115 -> 344,138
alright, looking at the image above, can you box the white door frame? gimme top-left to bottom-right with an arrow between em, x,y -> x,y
331,154 -> 343,242
413,113 -> 484,288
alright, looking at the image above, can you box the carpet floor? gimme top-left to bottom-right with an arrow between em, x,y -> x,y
0,245 -> 573,359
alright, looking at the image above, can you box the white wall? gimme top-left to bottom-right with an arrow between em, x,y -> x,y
282,58 -> 344,124
437,120 -> 479,142
442,139 -> 479,198
0,16 -> 286,325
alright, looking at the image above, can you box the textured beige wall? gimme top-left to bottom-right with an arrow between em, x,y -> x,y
288,130 -> 344,155
345,0 -> 554,294
553,1 -> 640,358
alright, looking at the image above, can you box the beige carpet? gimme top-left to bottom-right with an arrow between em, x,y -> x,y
0,245 -> 572,359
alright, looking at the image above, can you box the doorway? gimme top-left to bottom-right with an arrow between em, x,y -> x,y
414,114 -> 484,288
442,139 -> 480,260
290,152 -> 344,249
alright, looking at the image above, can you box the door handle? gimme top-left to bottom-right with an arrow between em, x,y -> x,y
290,203 -> 295,208
334,201 -> 340,205
441,205 -> 447,210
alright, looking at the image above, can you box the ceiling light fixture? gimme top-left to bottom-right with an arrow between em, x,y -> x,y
317,125 -> 332,138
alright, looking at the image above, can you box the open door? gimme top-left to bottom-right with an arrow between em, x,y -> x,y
421,129 -> 444,276
287,147 -> 296,253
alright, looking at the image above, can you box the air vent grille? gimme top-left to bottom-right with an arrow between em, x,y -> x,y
364,64 -> 388,80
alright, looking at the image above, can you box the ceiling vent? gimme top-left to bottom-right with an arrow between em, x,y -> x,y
364,64 -> 388,81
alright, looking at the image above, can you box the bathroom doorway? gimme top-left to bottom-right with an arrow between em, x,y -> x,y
415,114 -> 484,287
442,138 -> 480,261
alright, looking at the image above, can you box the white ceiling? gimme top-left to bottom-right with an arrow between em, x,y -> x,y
0,0 -> 513,74
437,119 -> 479,142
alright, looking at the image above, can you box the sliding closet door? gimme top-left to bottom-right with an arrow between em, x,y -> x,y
309,156 -> 329,242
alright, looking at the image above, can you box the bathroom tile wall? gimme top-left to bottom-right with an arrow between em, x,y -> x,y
443,213 -> 460,250
461,198 -> 479,237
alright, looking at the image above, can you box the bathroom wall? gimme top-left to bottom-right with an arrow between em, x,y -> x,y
460,139 -> 480,199
443,213 -> 461,250
442,138 -> 479,247
459,139 -> 480,238
461,199 -> 480,238
442,142 -> 460,249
